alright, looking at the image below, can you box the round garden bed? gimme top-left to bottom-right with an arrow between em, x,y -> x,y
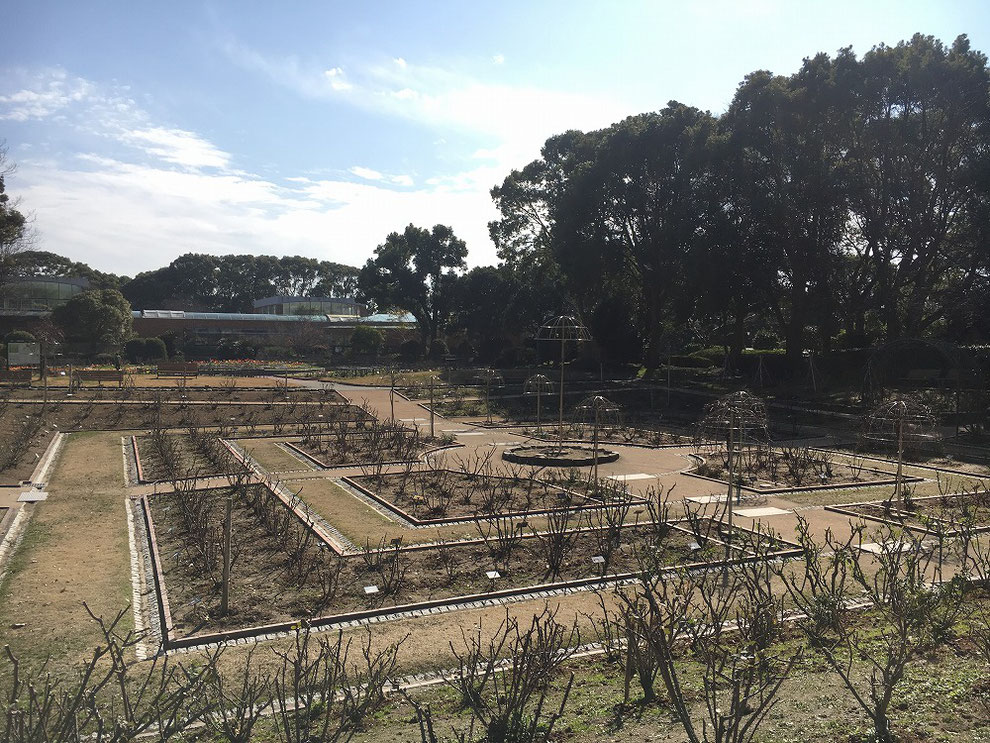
502,444 -> 619,467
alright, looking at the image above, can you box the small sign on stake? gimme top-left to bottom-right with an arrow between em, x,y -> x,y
364,585 -> 380,595
485,570 -> 501,580
591,555 -> 606,565
689,541 -> 703,552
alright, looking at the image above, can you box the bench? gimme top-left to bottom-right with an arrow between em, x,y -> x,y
0,369 -> 32,387
72,369 -> 124,387
157,361 -> 200,378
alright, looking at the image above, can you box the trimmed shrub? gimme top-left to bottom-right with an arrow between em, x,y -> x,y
350,325 -> 385,356
400,339 -> 423,362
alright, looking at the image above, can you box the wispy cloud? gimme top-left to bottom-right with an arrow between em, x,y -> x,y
1,67 -> 496,275
0,68 -> 95,121
221,40 -> 629,169
348,166 -> 413,187
122,127 -> 231,170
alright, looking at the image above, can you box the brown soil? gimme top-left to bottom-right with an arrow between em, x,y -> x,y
6,385 -> 345,404
0,400 -> 370,482
133,434 -> 231,482
693,448 -> 898,489
520,425 -> 690,447
835,490 -> 990,531
349,469 -> 609,521
292,432 -> 433,467
148,487 -> 760,639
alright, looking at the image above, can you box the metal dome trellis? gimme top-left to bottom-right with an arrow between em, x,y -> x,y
536,315 -> 591,447
698,390 -> 770,580
861,397 -> 940,507
575,395 -> 621,485
524,373 -> 554,433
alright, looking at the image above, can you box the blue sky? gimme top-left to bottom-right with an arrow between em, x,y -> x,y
2,1 -> 988,277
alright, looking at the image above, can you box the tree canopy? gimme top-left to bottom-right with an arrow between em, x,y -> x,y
122,253 -> 359,312
52,289 -> 133,353
488,33 -> 990,368
358,224 -> 467,351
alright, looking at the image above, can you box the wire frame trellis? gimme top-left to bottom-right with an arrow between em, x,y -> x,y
861,396 -> 940,507
575,395 -> 621,485
475,368 -> 505,425
524,373 -> 554,433
536,314 -> 591,446
698,390 -> 770,583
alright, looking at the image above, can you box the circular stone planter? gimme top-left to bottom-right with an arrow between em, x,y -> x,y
502,444 -> 619,467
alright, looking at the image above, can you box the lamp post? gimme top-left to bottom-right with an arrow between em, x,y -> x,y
537,315 -> 590,450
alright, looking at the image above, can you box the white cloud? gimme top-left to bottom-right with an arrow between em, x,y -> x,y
222,43 -> 629,171
394,57 -> 407,68
349,165 -> 383,181
323,67 -> 352,91
492,54 -> 505,65
0,68 -> 94,121
12,155 -> 493,276
4,55 -> 627,277
349,165 -> 414,187
123,127 -> 231,170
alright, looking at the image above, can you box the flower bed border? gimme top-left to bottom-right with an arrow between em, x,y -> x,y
340,470 -> 646,526
824,491 -> 990,537
138,493 -> 802,651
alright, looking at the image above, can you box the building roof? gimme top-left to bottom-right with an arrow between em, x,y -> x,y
357,312 -> 417,324
132,309 -> 417,325
11,276 -> 91,288
252,295 -> 361,309
135,310 -> 328,322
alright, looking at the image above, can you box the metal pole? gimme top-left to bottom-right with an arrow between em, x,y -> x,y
221,489 -> 232,614
536,387 -> 542,434
429,376 -> 435,438
559,335 -> 565,449
593,404 -> 600,485
724,415 -> 735,587
896,413 -> 904,506
485,374 -> 492,425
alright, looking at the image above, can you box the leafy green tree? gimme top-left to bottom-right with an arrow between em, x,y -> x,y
0,143 -> 30,304
349,325 -> 384,356
718,55 -> 851,366
52,289 -> 133,353
122,253 -> 360,312
843,34 -> 990,340
358,224 -> 467,352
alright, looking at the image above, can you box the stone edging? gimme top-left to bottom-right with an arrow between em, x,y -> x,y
682,453 -> 923,495
338,473 -> 647,527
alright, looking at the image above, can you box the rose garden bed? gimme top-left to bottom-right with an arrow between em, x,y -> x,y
287,429 -> 435,468
141,483 -> 800,646
344,468 -> 641,524
687,446 -> 920,493
825,490 -> 990,536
